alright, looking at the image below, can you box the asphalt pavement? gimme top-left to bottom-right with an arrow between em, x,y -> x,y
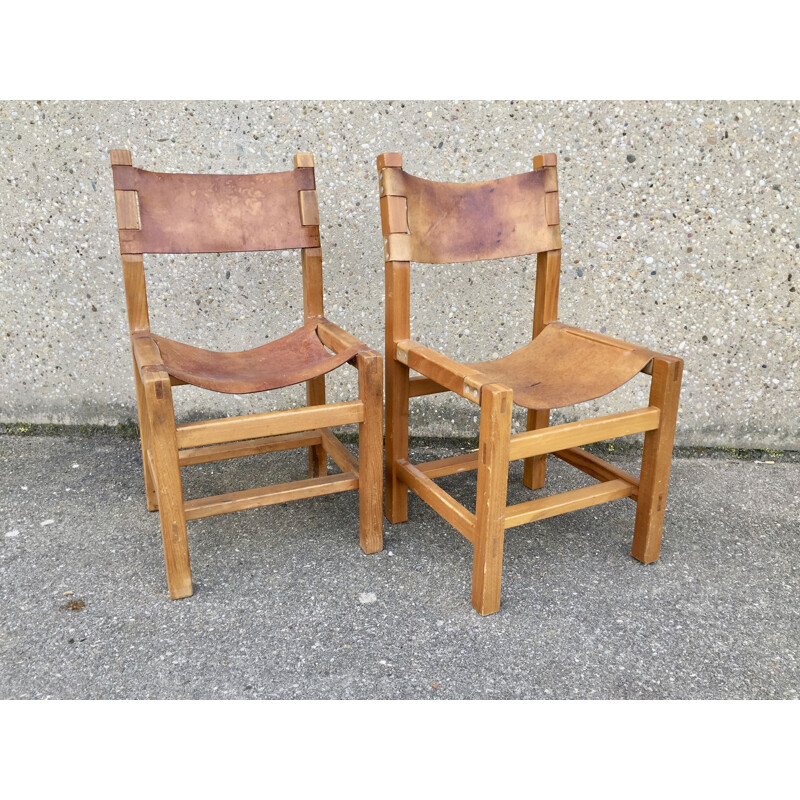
1,432 -> 797,699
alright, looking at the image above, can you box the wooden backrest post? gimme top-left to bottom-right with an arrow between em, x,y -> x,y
294,152 -> 325,323
378,153 -> 410,349
111,149 -> 150,335
532,154 -> 561,339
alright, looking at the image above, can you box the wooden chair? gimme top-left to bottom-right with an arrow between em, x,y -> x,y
110,150 -> 382,599
378,152 -> 683,615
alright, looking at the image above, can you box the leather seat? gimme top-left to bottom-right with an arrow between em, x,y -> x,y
467,321 -> 654,410
141,320 -> 362,395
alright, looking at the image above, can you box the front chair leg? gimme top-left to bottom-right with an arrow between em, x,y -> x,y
632,356 -> 683,563
357,351 -> 384,554
471,384 -> 513,615
144,372 -> 193,599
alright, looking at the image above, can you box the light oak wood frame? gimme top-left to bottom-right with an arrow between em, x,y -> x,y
111,149 -> 382,599
378,152 -> 683,615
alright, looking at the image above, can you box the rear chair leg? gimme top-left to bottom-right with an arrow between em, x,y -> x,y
632,356 -> 683,563
522,408 -> 549,490
144,372 -> 193,599
357,351 -> 384,554
471,385 -> 513,615
385,354 -> 409,524
132,357 -> 158,511
306,375 -> 328,478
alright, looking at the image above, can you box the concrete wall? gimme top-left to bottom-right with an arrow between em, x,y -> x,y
1,100 -> 797,448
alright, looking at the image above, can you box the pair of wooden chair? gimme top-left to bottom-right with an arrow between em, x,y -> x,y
110,149 -> 682,615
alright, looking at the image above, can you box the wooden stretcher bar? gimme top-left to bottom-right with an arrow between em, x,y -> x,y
177,431 -> 321,467
175,400 -> 364,449
318,428 -> 360,475
504,479 -> 634,529
396,459 -> 476,543
553,447 -> 640,500
507,407 -> 660,461
183,472 -> 359,521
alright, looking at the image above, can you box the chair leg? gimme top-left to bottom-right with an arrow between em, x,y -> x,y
306,375 -> 328,478
632,356 -> 683,563
385,354 -> 409,524
144,372 -> 193,599
522,408 -> 549,490
132,356 -> 158,511
471,385 -> 513,616
357,351 -> 384,554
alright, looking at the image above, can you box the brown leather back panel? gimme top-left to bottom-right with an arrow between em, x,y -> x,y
385,169 -> 561,264
112,166 -> 319,254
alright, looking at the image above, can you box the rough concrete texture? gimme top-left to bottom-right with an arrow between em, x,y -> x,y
0,100 -> 797,447
0,433 -> 798,699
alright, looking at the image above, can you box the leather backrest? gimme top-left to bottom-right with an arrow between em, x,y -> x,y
111,165 -> 319,254
381,164 -> 561,264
